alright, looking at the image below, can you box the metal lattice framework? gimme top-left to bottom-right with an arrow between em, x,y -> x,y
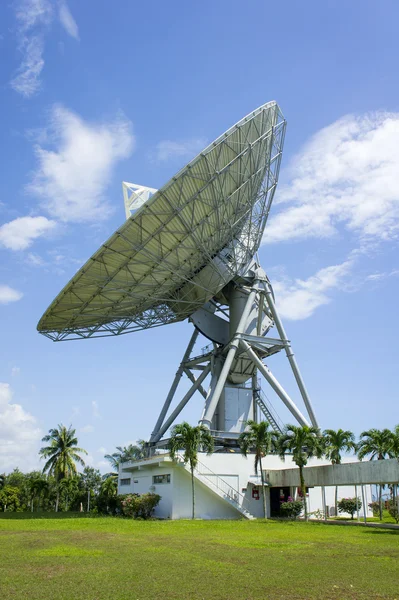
38,102 -> 286,341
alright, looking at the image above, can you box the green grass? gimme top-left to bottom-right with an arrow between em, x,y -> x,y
0,516 -> 398,599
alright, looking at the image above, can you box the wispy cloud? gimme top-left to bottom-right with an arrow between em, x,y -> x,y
11,367 -> 21,377
11,0 -> 79,97
272,259 -> 354,320
153,137 -> 207,162
80,424 -> 94,434
58,0 -> 79,39
264,112 -> 399,247
91,400 -> 100,418
0,285 -> 23,304
0,216 -> 57,251
10,0 -> 53,97
28,105 -> 135,222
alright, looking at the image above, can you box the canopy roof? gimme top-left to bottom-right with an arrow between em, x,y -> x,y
37,101 -> 286,341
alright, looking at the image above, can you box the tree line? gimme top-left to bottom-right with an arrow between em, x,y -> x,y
0,425 -> 146,515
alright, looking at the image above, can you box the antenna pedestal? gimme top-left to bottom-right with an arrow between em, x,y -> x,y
150,267 -> 319,447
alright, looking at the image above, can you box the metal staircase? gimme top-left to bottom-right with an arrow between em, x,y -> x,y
253,387 -> 284,433
183,459 -> 255,520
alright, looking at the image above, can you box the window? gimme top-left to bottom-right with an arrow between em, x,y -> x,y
153,474 -> 171,484
120,478 -> 131,486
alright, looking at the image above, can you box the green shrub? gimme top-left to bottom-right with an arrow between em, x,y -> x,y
338,497 -> 362,520
280,498 -> 303,519
368,501 -> 379,517
387,501 -> 399,524
121,493 -> 161,519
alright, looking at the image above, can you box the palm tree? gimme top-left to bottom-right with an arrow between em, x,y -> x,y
168,422 -> 214,519
100,476 -> 118,513
104,441 -> 147,476
59,477 -> 80,511
28,477 -> 49,512
323,428 -> 356,516
357,428 -> 394,520
39,424 -> 87,512
278,424 -> 324,521
239,420 -> 277,519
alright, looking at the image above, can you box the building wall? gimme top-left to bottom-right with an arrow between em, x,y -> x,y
118,453 -> 374,520
172,465 -> 241,519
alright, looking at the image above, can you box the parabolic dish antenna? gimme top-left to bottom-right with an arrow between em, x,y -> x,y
38,101 -> 319,445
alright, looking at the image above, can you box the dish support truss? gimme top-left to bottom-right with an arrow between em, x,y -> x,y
150,266 -> 319,445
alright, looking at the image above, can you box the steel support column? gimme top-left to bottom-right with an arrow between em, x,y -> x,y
152,364 -> 211,443
263,281 -> 319,428
241,340 -> 310,426
199,284 -> 259,428
150,329 -> 199,442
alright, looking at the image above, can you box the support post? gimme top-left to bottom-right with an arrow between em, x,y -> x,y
263,281 -> 319,428
150,330 -> 199,442
361,485 -> 367,524
241,340 -> 310,426
199,284 -> 258,428
152,364 -> 211,443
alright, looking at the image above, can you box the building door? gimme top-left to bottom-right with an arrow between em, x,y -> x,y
270,487 -> 291,517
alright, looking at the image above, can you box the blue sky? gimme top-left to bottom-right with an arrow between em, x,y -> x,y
1,0 -> 399,472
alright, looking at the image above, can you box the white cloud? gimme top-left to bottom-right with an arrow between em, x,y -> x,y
10,0 -> 53,97
11,367 -> 21,377
58,1 -> 79,39
28,105 -> 135,222
0,285 -> 23,304
0,382 -> 42,472
154,137 -> 207,162
96,446 -> 106,454
91,400 -> 100,418
80,424 -> 94,434
264,112 -> 399,246
272,259 -> 354,320
0,216 -> 57,251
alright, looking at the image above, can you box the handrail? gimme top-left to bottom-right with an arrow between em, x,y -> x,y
193,459 -> 252,514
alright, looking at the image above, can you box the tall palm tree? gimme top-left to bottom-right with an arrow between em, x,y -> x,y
168,422 -> 214,519
323,428 -> 356,516
278,424 -> 324,521
357,428 -> 394,520
239,420 -> 277,519
39,424 -> 87,512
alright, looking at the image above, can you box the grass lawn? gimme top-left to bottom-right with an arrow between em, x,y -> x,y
0,516 -> 398,599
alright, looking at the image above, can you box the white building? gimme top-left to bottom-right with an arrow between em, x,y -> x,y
118,452 -> 379,520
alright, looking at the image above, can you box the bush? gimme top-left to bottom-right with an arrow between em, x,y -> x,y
388,501 -> 399,524
280,497 -> 303,519
368,501 -> 379,517
121,493 -> 161,519
338,497 -> 362,520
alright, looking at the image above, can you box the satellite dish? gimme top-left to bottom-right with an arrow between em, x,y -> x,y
37,101 -> 319,447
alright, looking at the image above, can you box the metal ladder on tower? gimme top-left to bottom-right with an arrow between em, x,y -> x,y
253,386 -> 284,434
